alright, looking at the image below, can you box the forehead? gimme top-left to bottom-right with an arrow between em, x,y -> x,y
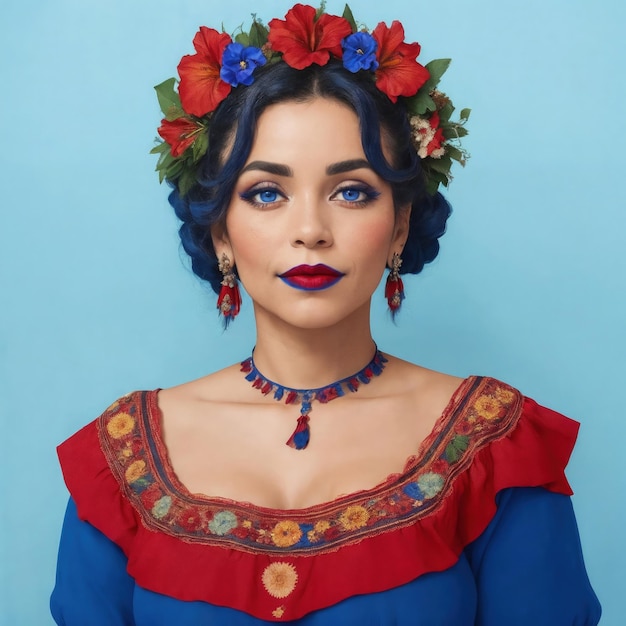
247,98 -> 365,165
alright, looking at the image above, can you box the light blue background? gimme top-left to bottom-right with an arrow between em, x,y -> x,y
1,0 -> 624,624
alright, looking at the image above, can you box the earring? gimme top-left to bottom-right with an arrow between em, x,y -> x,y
217,253 -> 241,327
385,252 -> 404,316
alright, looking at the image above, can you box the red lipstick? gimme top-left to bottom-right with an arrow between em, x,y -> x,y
279,264 -> 344,291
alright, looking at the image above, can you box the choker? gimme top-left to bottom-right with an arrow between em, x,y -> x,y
240,349 -> 388,450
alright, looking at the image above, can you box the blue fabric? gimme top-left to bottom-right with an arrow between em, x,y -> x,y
51,488 -> 601,625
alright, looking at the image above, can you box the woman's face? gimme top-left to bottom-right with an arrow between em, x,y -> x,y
214,97 -> 409,330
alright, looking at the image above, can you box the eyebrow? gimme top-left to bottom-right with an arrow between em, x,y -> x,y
240,159 -> 373,177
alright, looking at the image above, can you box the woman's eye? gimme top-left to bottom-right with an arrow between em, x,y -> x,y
240,186 -> 284,206
340,188 -> 364,202
333,185 -> 380,205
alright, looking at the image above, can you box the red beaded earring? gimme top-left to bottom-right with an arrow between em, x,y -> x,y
217,253 -> 241,327
385,252 -> 404,317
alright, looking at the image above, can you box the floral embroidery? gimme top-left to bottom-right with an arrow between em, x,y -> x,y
98,377 -> 522,554
125,459 -> 147,483
271,520 -> 303,547
262,562 -> 298,598
208,510 -> 238,535
474,395 -> 505,421
106,412 -> 135,439
339,505 -> 370,530
272,605 -> 286,618
152,495 -> 172,520
416,472 -> 445,499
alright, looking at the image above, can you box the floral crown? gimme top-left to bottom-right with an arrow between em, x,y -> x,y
152,3 -> 470,197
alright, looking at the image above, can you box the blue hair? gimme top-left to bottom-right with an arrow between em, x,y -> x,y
168,60 -> 451,294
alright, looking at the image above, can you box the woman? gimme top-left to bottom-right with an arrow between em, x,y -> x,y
51,4 -> 601,624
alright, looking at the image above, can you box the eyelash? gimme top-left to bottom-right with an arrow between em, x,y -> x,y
239,183 -> 381,208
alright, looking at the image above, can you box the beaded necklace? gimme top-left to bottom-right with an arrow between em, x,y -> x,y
240,349 -> 388,450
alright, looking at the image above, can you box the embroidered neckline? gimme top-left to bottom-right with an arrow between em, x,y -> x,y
98,376 -> 523,554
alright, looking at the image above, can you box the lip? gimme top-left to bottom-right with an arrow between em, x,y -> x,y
279,264 -> 345,291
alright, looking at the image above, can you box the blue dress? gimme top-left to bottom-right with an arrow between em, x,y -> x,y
50,377 -> 601,624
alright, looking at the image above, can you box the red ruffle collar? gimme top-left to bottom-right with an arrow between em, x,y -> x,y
58,376 -> 579,621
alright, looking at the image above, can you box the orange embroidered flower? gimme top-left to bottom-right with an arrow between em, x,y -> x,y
267,4 -> 352,70
262,562 -> 298,598
124,459 -> 147,483
106,412 -> 135,439
339,505 -> 370,530
474,395 -> 504,421
372,20 -> 430,103
177,26 -> 232,117
271,520 -> 303,547
157,116 -> 204,157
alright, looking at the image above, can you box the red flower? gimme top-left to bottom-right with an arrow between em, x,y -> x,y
425,111 -> 445,156
177,26 -> 233,117
372,21 -> 430,102
177,507 -> 202,532
268,4 -> 352,70
157,117 -> 203,157
139,484 -> 162,510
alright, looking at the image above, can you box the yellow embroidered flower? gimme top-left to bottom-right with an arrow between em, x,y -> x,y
495,387 -> 515,405
314,520 -> 330,533
121,443 -> 133,458
242,520 -> 253,529
106,412 -> 135,439
272,605 -> 286,618
474,396 -> 502,420
262,562 -> 298,599
125,459 -> 147,483
339,505 -> 370,531
271,520 -> 302,547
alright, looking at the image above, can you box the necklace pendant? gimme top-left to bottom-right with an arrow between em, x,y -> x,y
286,413 -> 311,450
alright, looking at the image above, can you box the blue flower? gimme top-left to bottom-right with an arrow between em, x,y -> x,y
209,510 -> 238,535
403,482 -> 425,501
220,43 -> 267,87
417,472 -> 445,499
342,32 -> 379,73
152,495 -> 172,520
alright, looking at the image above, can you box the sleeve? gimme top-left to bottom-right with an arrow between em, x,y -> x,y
465,487 -> 601,626
50,498 -> 136,626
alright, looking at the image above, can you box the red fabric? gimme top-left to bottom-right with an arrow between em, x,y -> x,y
57,384 -> 578,622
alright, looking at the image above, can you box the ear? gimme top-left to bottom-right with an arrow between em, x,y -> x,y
210,221 -> 234,264
388,204 -> 411,264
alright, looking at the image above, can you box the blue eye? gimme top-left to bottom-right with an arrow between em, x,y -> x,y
334,184 -> 380,206
240,186 -> 283,207
341,188 -> 363,202
257,189 -> 279,203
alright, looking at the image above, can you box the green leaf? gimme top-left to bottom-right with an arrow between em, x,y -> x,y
444,435 -> 470,463
407,91 -> 436,115
439,101 -> 455,122
191,130 -> 209,162
444,125 -> 468,139
427,155 -> 453,175
154,78 -> 182,118
249,18 -> 269,48
446,146 -> 465,163
235,32 -> 250,46
425,58 -> 451,88
342,4 -> 357,32
178,166 -> 198,197
150,141 -> 169,155
460,108 -> 471,122
315,1 -> 327,20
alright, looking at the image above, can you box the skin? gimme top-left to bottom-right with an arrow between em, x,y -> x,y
158,98 -> 463,510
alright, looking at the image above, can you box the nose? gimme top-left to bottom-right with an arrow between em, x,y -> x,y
290,195 -> 333,249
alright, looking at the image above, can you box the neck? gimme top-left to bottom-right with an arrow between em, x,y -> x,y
250,303 -> 377,389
